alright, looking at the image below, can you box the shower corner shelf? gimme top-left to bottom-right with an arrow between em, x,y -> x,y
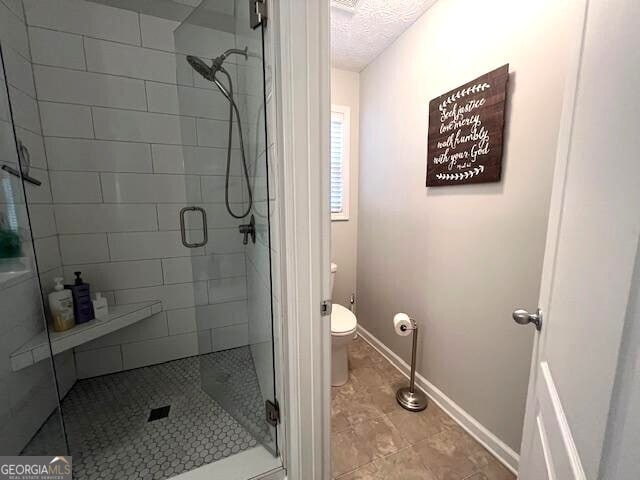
10,301 -> 162,372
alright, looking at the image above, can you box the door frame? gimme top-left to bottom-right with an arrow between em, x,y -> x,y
272,0 -> 332,479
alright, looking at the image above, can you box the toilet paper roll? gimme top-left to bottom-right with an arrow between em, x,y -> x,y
393,313 -> 412,336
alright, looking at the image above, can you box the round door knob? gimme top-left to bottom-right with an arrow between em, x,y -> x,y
512,308 -> 542,331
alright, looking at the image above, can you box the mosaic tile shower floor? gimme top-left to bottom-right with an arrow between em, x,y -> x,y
24,347 -> 271,480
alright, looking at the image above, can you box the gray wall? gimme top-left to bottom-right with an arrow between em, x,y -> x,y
330,68 -> 359,307
356,0 -> 575,451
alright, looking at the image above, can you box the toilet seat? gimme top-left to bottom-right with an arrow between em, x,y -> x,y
331,304 -> 357,336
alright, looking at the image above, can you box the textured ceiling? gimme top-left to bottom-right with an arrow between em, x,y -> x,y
331,0 -> 438,71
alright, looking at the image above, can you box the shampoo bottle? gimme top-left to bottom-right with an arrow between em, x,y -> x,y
48,277 -> 75,332
92,292 -> 109,320
65,271 -> 94,324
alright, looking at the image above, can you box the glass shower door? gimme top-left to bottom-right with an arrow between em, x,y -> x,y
174,0 -> 278,457
0,43 -> 67,456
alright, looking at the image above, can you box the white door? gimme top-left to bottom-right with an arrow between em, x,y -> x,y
517,0 -> 640,479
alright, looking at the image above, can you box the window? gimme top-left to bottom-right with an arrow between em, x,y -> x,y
330,105 -> 350,221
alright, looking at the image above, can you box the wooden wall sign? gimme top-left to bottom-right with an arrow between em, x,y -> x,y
426,64 -> 509,187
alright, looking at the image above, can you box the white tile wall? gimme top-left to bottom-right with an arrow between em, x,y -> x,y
172,21 -> 234,59
121,332 -> 200,370
49,171 -> 102,203
165,307 -> 198,335
167,300 -> 249,333
63,260 -> 163,291
204,228 -> 244,255
114,282 -> 208,312
212,323 -> 249,352
34,66 -> 148,110
75,345 -> 123,378
195,118 -> 232,148
24,0 -> 141,45
8,86 -> 40,133
33,236 -> 61,272
0,83 -> 10,122
28,27 -> 86,70
3,45 -> 36,96
151,144 -> 241,176
201,175 -> 244,203
45,138 -> 152,173
100,173 -> 201,203
1,0 -> 24,20
18,1 -> 266,379
0,2 -> 30,58
0,134 -> 14,183
39,102 -> 93,138
59,233 -> 109,264
53,351 -> 77,393
139,14 -> 179,52
28,204 -> 56,238
198,329 -> 213,354
107,231 -> 202,261
84,37 -> 177,83
147,83 -> 229,120
92,107 -> 196,145
208,276 -> 247,304
173,0 -> 206,9
55,204 -> 158,233
161,254 -> 245,284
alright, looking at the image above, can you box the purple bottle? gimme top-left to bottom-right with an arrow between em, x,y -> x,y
65,272 -> 95,324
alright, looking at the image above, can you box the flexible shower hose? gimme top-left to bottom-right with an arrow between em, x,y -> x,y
214,68 -> 253,219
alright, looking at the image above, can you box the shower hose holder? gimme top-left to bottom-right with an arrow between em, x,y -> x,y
396,318 -> 428,412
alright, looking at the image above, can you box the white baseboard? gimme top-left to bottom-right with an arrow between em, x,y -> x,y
357,326 -> 520,474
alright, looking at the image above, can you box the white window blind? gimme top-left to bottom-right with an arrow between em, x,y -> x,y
330,106 -> 349,220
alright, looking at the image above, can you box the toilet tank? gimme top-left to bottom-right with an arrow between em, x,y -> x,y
330,263 -> 337,296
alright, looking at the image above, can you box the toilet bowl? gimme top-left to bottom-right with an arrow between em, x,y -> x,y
331,263 -> 358,386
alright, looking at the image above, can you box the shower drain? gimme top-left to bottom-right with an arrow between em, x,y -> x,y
148,405 -> 171,422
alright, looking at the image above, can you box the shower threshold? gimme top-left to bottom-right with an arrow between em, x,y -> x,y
171,446 -> 283,480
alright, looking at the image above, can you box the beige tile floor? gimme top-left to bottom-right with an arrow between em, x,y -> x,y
331,337 -> 516,480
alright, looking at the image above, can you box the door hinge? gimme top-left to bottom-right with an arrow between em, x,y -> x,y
321,300 -> 332,316
250,0 -> 267,29
265,399 -> 280,427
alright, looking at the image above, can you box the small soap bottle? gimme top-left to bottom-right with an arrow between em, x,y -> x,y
48,277 -> 75,332
65,271 -> 94,324
92,292 -> 109,320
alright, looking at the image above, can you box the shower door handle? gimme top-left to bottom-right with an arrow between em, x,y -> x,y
179,206 -> 208,248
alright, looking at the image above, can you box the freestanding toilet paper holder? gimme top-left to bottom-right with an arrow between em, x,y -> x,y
396,318 -> 428,412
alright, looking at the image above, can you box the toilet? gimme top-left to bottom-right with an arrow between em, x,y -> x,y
330,263 -> 358,386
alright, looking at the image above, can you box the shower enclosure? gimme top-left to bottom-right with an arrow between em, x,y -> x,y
0,0 -> 280,478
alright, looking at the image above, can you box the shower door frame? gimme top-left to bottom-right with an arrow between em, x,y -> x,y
270,0 -> 332,478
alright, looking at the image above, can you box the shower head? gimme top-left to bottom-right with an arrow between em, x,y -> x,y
186,47 -> 249,82
185,47 -> 253,220
186,55 -> 215,81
